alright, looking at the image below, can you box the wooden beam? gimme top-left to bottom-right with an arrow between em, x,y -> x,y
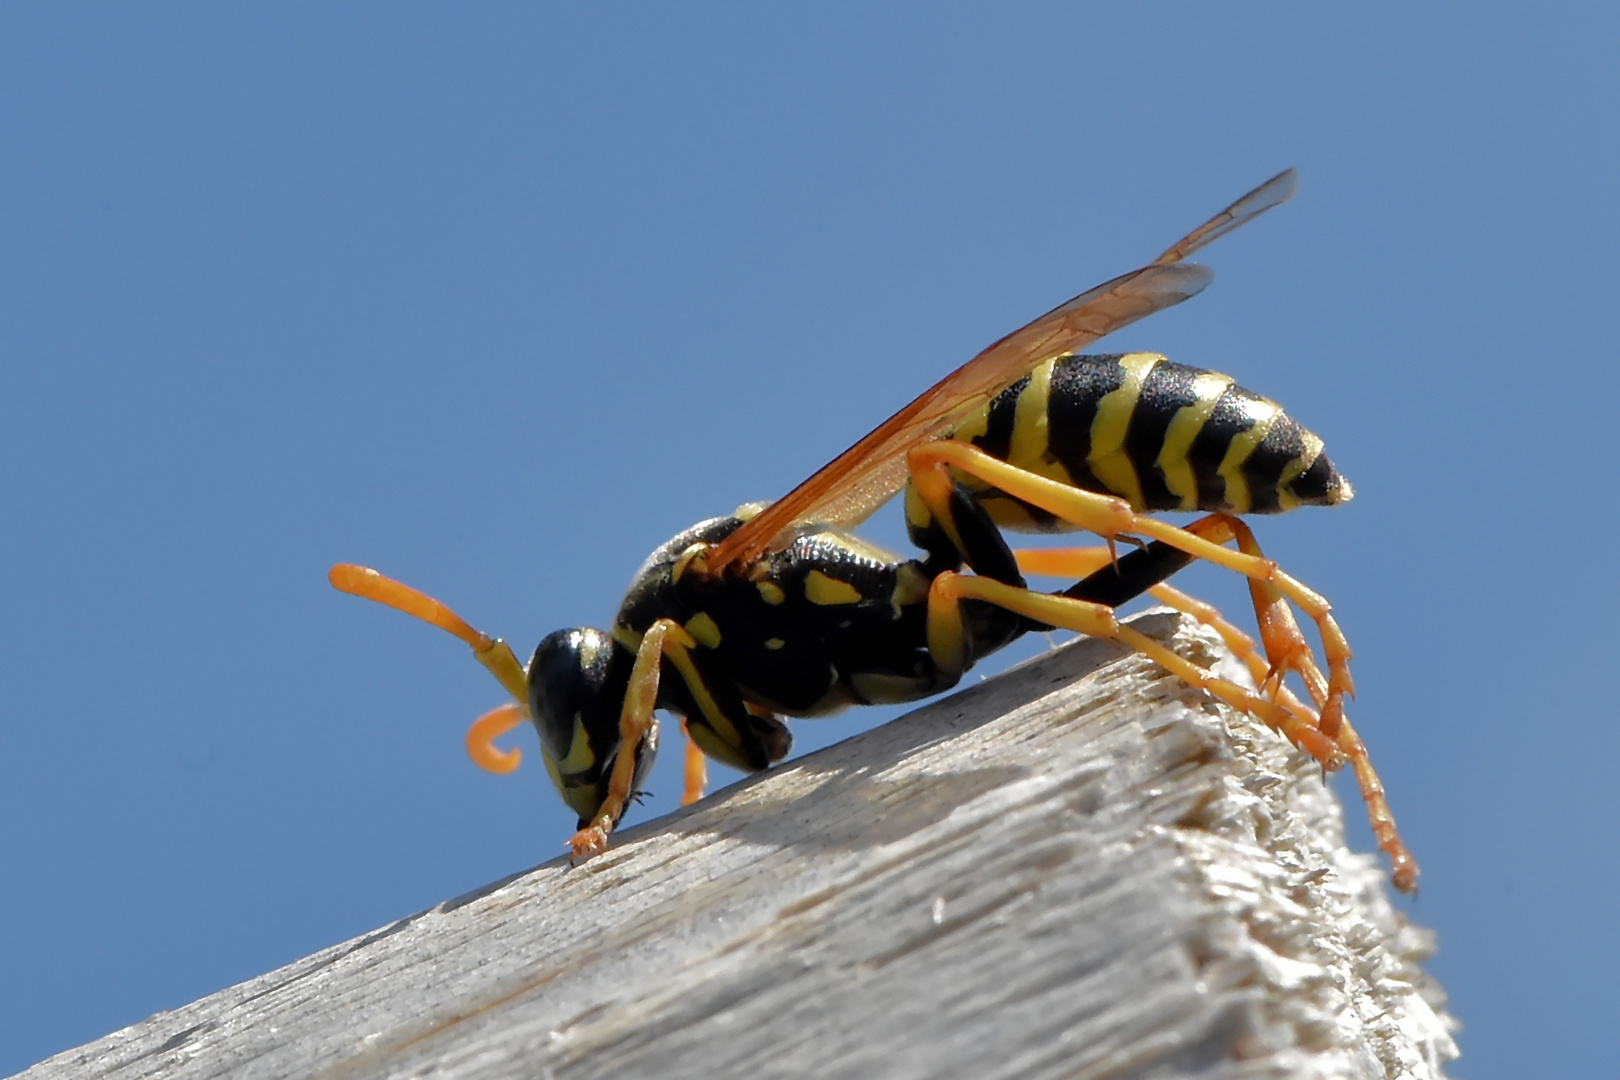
19,611 -> 1458,1080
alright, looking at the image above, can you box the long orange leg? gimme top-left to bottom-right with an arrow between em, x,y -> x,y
910,443 -> 1356,741
329,564 -> 531,773
927,571 -> 1319,756
680,719 -> 708,807
1018,525 -> 1328,726
1014,545 -> 1339,766
1011,541 -> 1415,893
1146,514 -> 1341,735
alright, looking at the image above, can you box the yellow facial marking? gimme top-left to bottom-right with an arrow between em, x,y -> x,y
765,637 -> 785,651
1087,352 -> 1159,511
685,611 -> 722,649
548,748 -> 603,822
558,715 -> 596,774
612,624 -> 644,652
805,570 -> 862,606
1215,395 -> 1282,513
541,748 -> 565,795
756,580 -> 786,605
1157,371 -> 1234,510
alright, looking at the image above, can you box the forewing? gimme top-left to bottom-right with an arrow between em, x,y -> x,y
705,169 -> 1298,573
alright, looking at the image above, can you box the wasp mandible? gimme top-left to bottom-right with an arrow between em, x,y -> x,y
332,169 -> 1417,894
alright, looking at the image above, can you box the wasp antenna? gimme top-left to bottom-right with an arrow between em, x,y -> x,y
466,702 -> 526,774
328,563 -> 530,705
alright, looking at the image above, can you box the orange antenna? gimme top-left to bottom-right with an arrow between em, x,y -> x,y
329,563 -> 531,772
466,702 -> 525,774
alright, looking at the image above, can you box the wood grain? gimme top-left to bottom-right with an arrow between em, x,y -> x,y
17,611 -> 1458,1080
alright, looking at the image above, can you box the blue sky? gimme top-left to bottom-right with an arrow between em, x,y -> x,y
2,6 -> 1615,1076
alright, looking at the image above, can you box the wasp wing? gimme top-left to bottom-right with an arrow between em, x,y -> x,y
705,169 -> 1298,573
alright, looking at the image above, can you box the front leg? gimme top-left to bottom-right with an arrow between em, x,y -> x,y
568,619 -> 686,860
571,619 -> 792,858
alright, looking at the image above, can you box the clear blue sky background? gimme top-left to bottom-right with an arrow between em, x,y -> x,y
2,6 -> 1614,1076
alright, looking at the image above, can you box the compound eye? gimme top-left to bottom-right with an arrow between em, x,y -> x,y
526,628 -> 617,757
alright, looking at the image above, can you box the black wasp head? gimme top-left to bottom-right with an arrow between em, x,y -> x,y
527,627 -> 647,827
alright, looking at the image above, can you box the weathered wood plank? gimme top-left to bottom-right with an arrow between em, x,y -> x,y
18,611 -> 1458,1080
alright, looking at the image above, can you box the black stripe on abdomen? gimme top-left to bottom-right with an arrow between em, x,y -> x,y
1046,353 -> 1125,494
1123,360 -> 1201,510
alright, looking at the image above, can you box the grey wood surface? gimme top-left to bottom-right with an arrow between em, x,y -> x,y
18,611 -> 1458,1080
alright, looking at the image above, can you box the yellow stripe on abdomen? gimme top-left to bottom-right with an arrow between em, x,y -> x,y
1156,370 -> 1233,511
1215,395 -> 1282,514
1086,352 -> 1159,510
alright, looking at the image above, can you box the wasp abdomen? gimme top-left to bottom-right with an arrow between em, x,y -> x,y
947,352 -> 1351,526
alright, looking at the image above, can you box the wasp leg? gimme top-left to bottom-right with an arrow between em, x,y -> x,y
676,700 -> 787,807
1337,714 -> 1418,893
1015,543 -> 1339,766
926,572 -> 1312,748
329,564 -> 533,773
1102,513 -> 1346,744
1007,542 -> 1415,893
907,443 -> 1357,744
1021,520 -> 1317,711
1023,522 -> 1327,719
569,618 -> 690,860
679,720 -> 707,807
574,622 -> 792,857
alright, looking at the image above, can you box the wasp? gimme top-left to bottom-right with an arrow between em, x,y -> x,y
331,169 -> 1417,893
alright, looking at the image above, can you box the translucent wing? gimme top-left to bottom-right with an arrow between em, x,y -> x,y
704,169 -> 1298,574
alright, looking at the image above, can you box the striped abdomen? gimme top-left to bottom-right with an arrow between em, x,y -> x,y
943,352 -> 1352,527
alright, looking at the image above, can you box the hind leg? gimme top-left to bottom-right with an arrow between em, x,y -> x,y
909,443 -> 1356,740
1006,540 -> 1415,893
1015,542 -> 1337,764
925,570 -> 1323,762
1019,513 -> 1335,721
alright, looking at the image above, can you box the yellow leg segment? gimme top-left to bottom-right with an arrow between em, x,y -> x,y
568,618 -> 693,860
1011,541 -> 1415,893
1014,545 -> 1338,765
930,572 -> 1315,747
680,719 -> 708,807
910,444 -> 1356,746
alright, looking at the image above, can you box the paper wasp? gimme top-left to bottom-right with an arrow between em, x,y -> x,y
332,169 -> 1417,893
